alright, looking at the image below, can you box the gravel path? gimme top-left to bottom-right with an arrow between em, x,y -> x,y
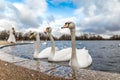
0,60 -> 70,80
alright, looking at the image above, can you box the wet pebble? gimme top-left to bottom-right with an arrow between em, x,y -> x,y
5,63 -> 8,66
31,74 -> 34,76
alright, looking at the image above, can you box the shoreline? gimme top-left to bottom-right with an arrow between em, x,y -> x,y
0,41 -> 70,80
0,60 -> 70,80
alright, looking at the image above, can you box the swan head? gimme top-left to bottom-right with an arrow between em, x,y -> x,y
61,22 -> 75,29
29,31 -> 37,39
45,27 -> 52,33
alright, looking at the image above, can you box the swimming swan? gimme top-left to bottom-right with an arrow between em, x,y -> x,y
29,32 -> 58,59
118,44 -> 120,47
61,22 -> 92,69
45,27 -> 72,62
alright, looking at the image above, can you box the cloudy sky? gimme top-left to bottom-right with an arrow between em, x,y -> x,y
0,0 -> 120,38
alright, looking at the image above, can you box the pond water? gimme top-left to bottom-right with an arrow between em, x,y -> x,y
0,40 -> 120,73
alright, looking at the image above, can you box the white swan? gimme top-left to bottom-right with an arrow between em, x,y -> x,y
7,27 -> 16,43
61,22 -> 92,69
29,32 -> 58,59
45,27 -> 72,62
42,41 -> 47,45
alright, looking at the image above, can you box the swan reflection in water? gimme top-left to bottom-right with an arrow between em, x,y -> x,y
36,60 -> 41,72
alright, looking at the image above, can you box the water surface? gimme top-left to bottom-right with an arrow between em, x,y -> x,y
0,40 -> 120,73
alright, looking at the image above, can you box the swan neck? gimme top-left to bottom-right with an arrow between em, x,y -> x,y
48,33 -> 55,54
70,28 -> 76,57
35,33 -> 40,54
70,28 -> 79,69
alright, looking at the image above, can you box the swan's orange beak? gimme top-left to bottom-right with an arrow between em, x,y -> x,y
29,35 -> 32,39
29,33 -> 34,39
61,23 -> 69,29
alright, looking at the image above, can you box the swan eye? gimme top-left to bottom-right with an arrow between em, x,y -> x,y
65,22 -> 72,28
65,23 -> 69,28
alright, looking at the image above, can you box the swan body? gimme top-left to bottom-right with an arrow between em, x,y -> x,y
7,27 -> 16,43
76,48 -> 92,68
30,32 -> 58,59
34,47 -> 58,59
62,22 -> 92,69
48,47 -> 72,61
33,47 -> 58,59
69,47 -> 92,68
45,27 -> 72,62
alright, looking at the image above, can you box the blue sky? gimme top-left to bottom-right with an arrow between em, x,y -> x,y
46,0 -> 76,17
6,0 -> 23,3
0,0 -> 120,38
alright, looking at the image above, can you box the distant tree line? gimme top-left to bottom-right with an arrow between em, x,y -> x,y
0,30 -> 120,41
109,35 -> 120,40
59,34 -> 104,40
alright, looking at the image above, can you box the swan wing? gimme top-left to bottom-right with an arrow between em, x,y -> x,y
37,47 -> 58,58
53,48 -> 72,61
76,48 -> 92,68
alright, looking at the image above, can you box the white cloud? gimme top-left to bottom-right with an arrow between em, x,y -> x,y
24,0 -> 47,16
0,0 -> 5,11
0,19 -> 18,30
87,4 -> 96,16
74,7 -> 84,15
0,0 -> 47,31
73,0 -> 120,37
14,3 -> 40,28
